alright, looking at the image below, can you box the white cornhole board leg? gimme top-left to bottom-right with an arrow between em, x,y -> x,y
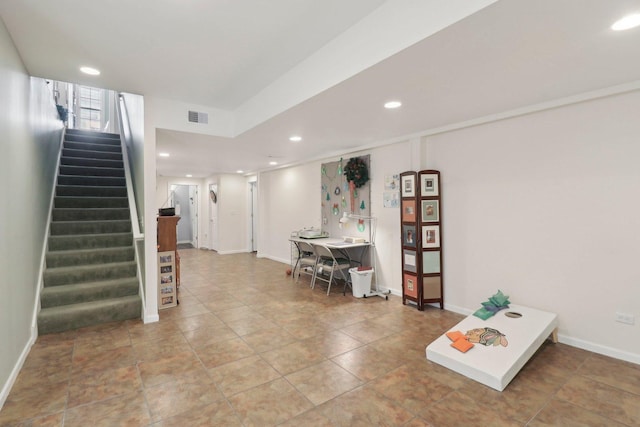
426,304 -> 558,391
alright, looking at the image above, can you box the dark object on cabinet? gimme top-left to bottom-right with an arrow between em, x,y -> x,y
159,207 -> 175,216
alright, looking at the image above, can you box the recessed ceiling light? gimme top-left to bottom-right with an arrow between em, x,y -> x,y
185,174 -> 192,178
612,13 -> 640,31
236,170 -> 244,174
384,101 -> 402,109
158,152 -> 170,157
289,135 -> 302,142
269,161 -> 278,166
80,66 -> 100,75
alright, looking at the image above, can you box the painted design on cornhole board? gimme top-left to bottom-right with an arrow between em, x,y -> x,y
465,327 -> 509,347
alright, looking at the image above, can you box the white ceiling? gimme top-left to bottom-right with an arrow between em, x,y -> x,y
2,0 -> 640,178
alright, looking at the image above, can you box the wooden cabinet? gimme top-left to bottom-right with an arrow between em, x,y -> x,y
157,216 -> 180,251
400,170 -> 443,310
157,216 -> 180,309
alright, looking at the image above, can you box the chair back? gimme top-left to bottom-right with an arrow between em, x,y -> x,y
297,241 -> 315,255
313,244 -> 334,261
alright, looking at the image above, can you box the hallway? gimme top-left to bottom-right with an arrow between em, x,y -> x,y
1,250 -> 639,426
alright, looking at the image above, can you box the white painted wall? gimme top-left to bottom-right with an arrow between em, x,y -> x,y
149,96 -> 234,137
255,91 -> 640,364
257,141 -> 412,293
156,174 -> 251,254
257,162 -> 322,263
424,90 -> 640,363
156,176 -> 207,248
217,174 -> 250,254
0,20 -> 63,407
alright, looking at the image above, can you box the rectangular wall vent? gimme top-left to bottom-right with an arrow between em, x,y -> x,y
188,110 -> 208,124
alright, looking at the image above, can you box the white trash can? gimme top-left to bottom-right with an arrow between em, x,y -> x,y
349,267 -> 374,298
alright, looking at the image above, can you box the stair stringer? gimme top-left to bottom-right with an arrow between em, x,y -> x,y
115,95 -> 156,324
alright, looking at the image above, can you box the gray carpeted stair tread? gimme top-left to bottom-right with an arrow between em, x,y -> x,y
65,135 -> 120,145
52,207 -> 129,221
64,141 -> 121,153
62,148 -> 123,161
50,219 -> 131,235
56,185 -> 127,197
59,165 -> 125,177
48,232 -> 133,251
40,277 -> 139,308
57,175 -> 126,187
65,129 -> 120,140
61,156 -> 124,169
38,295 -> 141,335
54,196 -> 128,208
44,260 -> 137,287
46,246 -> 134,267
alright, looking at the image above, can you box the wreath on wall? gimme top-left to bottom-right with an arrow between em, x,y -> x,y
344,157 -> 369,188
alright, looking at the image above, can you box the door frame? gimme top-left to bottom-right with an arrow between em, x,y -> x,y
168,183 -> 198,249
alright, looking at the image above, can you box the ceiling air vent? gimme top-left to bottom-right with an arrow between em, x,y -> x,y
188,110 -> 208,124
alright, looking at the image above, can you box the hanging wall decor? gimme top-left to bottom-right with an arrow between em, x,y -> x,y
344,157 -> 370,188
344,156 -> 370,213
320,156 -> 370,238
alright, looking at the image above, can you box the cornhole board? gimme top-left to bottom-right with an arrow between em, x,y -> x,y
426,304 -> 558,391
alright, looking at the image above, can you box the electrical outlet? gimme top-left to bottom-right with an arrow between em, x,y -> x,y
615,312 -> 635,325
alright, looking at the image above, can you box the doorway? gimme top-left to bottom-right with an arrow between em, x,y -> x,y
170,184 -> 198,249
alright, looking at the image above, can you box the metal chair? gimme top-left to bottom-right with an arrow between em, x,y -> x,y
311,244 -> 351,295
294,241 -> 318,285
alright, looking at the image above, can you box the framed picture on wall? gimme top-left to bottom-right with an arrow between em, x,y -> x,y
403,249 -> 417,273
401,174 -> 415,198
421,200 -> 439,223
422,225 -> 440,248
401,200 -> 416,222
420,173 -> 439,197
158,251 -> 177,309
402,224 -> 417,248
422,251 -> 441,274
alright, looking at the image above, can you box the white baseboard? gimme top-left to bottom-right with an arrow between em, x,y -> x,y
258,254 -> 290,265
217,249 -> 252,255
0,327 -> 37,410
558,334 -> 640,365
144,313 -> 159,324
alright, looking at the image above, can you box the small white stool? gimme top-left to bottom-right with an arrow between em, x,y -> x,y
426,304 -> 558,391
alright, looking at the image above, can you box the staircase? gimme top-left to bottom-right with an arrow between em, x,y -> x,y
37,128 -> 141,335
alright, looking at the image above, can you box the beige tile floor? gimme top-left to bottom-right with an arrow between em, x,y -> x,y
2,250 -> 640,426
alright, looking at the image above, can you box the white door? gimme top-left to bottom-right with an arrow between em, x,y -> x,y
250,181 -> 258,252
189,186 -> 198,248
209,184 -> 218,251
